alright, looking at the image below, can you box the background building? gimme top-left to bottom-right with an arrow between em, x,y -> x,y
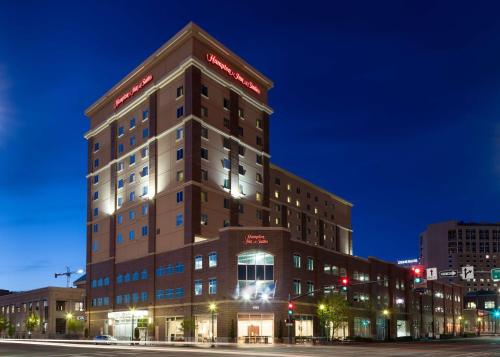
420,221 -> 500,292
0,287 -> 85,338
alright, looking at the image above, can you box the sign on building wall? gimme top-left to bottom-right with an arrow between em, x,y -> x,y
243,234 -> 269,245
114,74 -> 153,110
205,53 -> 261,95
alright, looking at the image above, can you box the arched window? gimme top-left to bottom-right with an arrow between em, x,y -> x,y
237,251 -> 275,300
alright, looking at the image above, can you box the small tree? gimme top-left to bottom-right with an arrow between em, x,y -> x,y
318,293 -> 350,340
67,318 -> 85,336
24,313 -> 40,337
7,322 -> 15,338
0,317 -> 6,336
229,319 -> 236,342
180,318 -> 196,339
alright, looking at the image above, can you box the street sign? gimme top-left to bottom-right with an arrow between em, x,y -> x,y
461,265 -> 474,281
439,270 -> 458,278
414,288 -> 427,294
492,268 -> 500,281
426,267 -> 438,281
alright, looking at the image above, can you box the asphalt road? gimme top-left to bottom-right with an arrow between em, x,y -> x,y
1,337 -> 500,357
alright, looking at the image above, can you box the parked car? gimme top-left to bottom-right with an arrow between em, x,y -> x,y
93,335 -> 118,345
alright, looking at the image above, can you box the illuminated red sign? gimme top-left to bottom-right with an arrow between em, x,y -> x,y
114,74 -> 153,110
206,53 -> 261,95
243,234 -> 269,245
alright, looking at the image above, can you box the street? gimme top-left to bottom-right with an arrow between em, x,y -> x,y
1,338 -> 500,357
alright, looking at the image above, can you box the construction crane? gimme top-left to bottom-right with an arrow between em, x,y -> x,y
54,267 -> 84,287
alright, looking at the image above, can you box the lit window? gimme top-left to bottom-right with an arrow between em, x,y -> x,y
176,128 -> 183,140
176,86 -> 184,98
176,213 -> 183,226
293,279 -> 301,294
256,192 -> 262,202
176,170 -> 184,182
201,214 -> 208,226
209,279 -> 217,295
293,254 -> 301,268
307,257 -> 314,271
208,253 -> 217,267
195,256 -> 203,270
194,280 -> 202,296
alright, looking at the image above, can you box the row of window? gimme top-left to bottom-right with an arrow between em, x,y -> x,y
292,254 -> 315,270
117,226 -> 149,243
156,263 -> 185,276
292,280 -> 315,295
156,288 -> 185,299
91,277 -> 110,288
194,278 -> 217,295
91,297 -> 110,307
194,253 -> 217,270
116,270 -> 148,284
116,292 -> 148,304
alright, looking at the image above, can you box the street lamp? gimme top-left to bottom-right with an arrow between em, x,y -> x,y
208,303 -> 217,347
318,304 -> 326,340
129,307 -> 136,342
383,309 -> 390,341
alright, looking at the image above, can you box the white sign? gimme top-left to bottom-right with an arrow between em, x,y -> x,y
397,259 -> 419,265
426,267 -> 438,281
461,265 -> 474,281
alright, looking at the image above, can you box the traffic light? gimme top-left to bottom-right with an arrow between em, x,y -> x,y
494,310 -> 500,318
340,277 -> 349,292
411,265 -> 424,284
287,301 -> 294,316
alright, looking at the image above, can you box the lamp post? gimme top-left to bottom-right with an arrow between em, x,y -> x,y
458,316 -> 463,336
209,303 -> 216,347
130,307 -> 136,343
383,309 -> 390,341
318,304 -> 326,340
65,313 -> 73,336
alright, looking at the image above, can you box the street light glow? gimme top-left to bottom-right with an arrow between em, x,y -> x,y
209,303 -> 216,311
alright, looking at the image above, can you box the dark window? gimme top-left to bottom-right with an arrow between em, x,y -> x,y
256,265 -> 265,280
223,98 -> 230,109
176,86 -> 184,98
55,301 -> 65,311
201,84 -> 208,96
247,265 -> 256,280
238,265 -> 246,280
55,318 -> 66,334
223,118 -> 230,128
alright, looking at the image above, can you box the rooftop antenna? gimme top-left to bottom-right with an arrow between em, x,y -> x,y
54,266 -> 85,287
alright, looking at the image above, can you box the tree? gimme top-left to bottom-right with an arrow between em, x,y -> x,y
67,318 -> 85,336
24,313 -> 40,336
180,318 -> 196,339
229,319 -> 236,342
0,317 -> 6,335
318,293 -> 350,340
7,322 -> 15,338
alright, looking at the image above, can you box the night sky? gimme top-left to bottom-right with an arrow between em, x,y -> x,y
0,1 -> 498,290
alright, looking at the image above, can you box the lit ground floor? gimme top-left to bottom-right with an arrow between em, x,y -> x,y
88,301 -> 416,343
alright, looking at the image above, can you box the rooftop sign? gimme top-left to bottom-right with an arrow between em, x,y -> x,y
206,53 -> 261,95
114,74 -> 153,110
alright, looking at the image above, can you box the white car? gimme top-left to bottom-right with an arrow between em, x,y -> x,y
93,335 -> 118,345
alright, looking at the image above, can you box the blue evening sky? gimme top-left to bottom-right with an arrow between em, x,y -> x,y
0,1 -> 498,290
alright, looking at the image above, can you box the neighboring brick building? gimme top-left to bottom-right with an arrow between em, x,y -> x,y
0,287 -> 85,338
84,22 -> 462,342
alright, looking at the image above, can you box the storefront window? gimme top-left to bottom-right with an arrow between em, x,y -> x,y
353,317 -> 371,337
237,251 -> 275,300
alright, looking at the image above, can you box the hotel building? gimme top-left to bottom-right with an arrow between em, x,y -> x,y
85,22 -> 462,342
